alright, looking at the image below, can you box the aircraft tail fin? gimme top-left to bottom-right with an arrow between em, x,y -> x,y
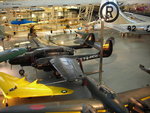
74,32 -> 95,46
103,37 -> 114,57
74,32 -> 95,48
79,33 -> 114,57
99,0 -> 135,24
83,33 -> 95,47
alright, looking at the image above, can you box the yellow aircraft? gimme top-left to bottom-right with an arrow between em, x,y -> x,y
0,72 -> 74,99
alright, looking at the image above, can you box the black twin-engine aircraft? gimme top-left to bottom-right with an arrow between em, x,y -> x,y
9,33 -> 114,79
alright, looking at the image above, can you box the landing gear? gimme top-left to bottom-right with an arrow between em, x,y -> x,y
19,69 -> 25,76
78,59 -> 84,73
53,71 -> 62,79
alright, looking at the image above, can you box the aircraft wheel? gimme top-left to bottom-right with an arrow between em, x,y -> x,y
19,69 -> 25,76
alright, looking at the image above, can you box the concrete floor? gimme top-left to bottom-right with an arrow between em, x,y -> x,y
0,28 -> 149,107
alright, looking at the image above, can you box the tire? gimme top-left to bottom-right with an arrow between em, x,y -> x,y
19,69 -> 25,76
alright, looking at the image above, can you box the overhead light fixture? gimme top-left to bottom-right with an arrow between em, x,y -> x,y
69,21 -> 72,24
0,46 -> 3,52
9,26 -> 12,29
60,41 -> 64,45
32,14 -> 36,18
2,16 -> 6,20
58,12 -> 62,16
42,13 -> 45,18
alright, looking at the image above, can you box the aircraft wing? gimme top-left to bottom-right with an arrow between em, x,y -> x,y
50,57 -> 84,81
105,22 -> 150,34
105,24 -> 129,33
0,72 -> 74,99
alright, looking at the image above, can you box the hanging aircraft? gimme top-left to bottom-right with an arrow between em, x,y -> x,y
98,0 -> 150,36
11,19 -> 36,25
0,72 -> 74,107
0,48 -> 27,63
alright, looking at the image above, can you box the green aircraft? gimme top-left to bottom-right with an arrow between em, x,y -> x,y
0,48 -> 27,63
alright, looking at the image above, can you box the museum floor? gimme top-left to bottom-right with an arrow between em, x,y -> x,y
0,29 -> 149,108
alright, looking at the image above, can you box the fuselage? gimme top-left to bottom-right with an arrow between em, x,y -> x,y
9,47 -> 74,66
0,48 -> 27,63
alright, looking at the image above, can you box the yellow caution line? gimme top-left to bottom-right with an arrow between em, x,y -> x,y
46,109 -> 107,113
141,96 -> 150,101
97,109 -> 107,112
123,96 -> 150,108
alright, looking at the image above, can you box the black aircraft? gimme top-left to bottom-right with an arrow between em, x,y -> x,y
9,33 -> 95,74
32,37 -> 114,81
9,33 -> 114,77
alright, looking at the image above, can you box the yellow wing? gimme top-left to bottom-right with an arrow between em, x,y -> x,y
0,72 -> 74,99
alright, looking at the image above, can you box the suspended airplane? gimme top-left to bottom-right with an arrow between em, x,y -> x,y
11,19 -> 36,25
0,48 -> 27,63
98,0 -> 150,35
3,0 -> 149,36
0,72 -> 74,107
